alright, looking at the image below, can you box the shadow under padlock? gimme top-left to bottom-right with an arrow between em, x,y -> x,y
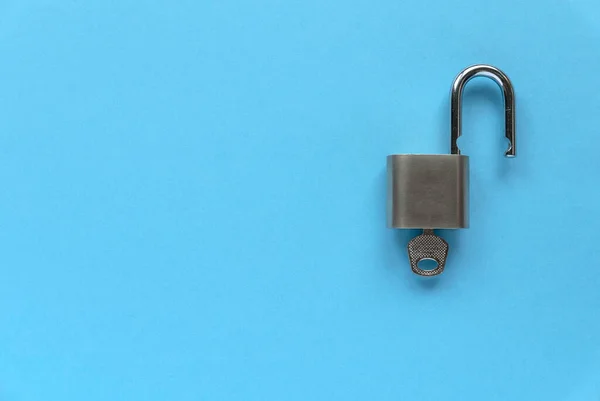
387,64 -> 517,277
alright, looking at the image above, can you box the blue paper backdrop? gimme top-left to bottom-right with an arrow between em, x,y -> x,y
1,0 -> 599,400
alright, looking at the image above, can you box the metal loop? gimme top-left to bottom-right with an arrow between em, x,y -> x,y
450,64 -> 516,157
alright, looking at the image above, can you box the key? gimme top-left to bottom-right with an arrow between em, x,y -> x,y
407,229 -> 448,276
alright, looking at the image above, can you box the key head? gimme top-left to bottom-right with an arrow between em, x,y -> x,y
407,230 -> 449,276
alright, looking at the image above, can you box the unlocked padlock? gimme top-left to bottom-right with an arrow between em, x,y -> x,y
387,64 -> 516,276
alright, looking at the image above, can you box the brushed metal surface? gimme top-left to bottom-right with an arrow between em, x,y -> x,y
387,154 -> 469,229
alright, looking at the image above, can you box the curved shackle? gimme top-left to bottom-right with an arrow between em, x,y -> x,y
450,64 -> 516,157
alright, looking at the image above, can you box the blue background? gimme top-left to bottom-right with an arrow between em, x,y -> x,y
1,0 -> 599,399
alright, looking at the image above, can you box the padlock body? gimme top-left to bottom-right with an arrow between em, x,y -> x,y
387,154 -> 469,229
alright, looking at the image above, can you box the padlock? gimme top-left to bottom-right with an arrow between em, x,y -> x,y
387,64 -> 516,276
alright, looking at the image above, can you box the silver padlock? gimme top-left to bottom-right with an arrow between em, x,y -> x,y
387,64 -> 516,276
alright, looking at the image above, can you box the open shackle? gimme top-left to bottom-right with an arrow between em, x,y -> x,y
450,64 -> 516,157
